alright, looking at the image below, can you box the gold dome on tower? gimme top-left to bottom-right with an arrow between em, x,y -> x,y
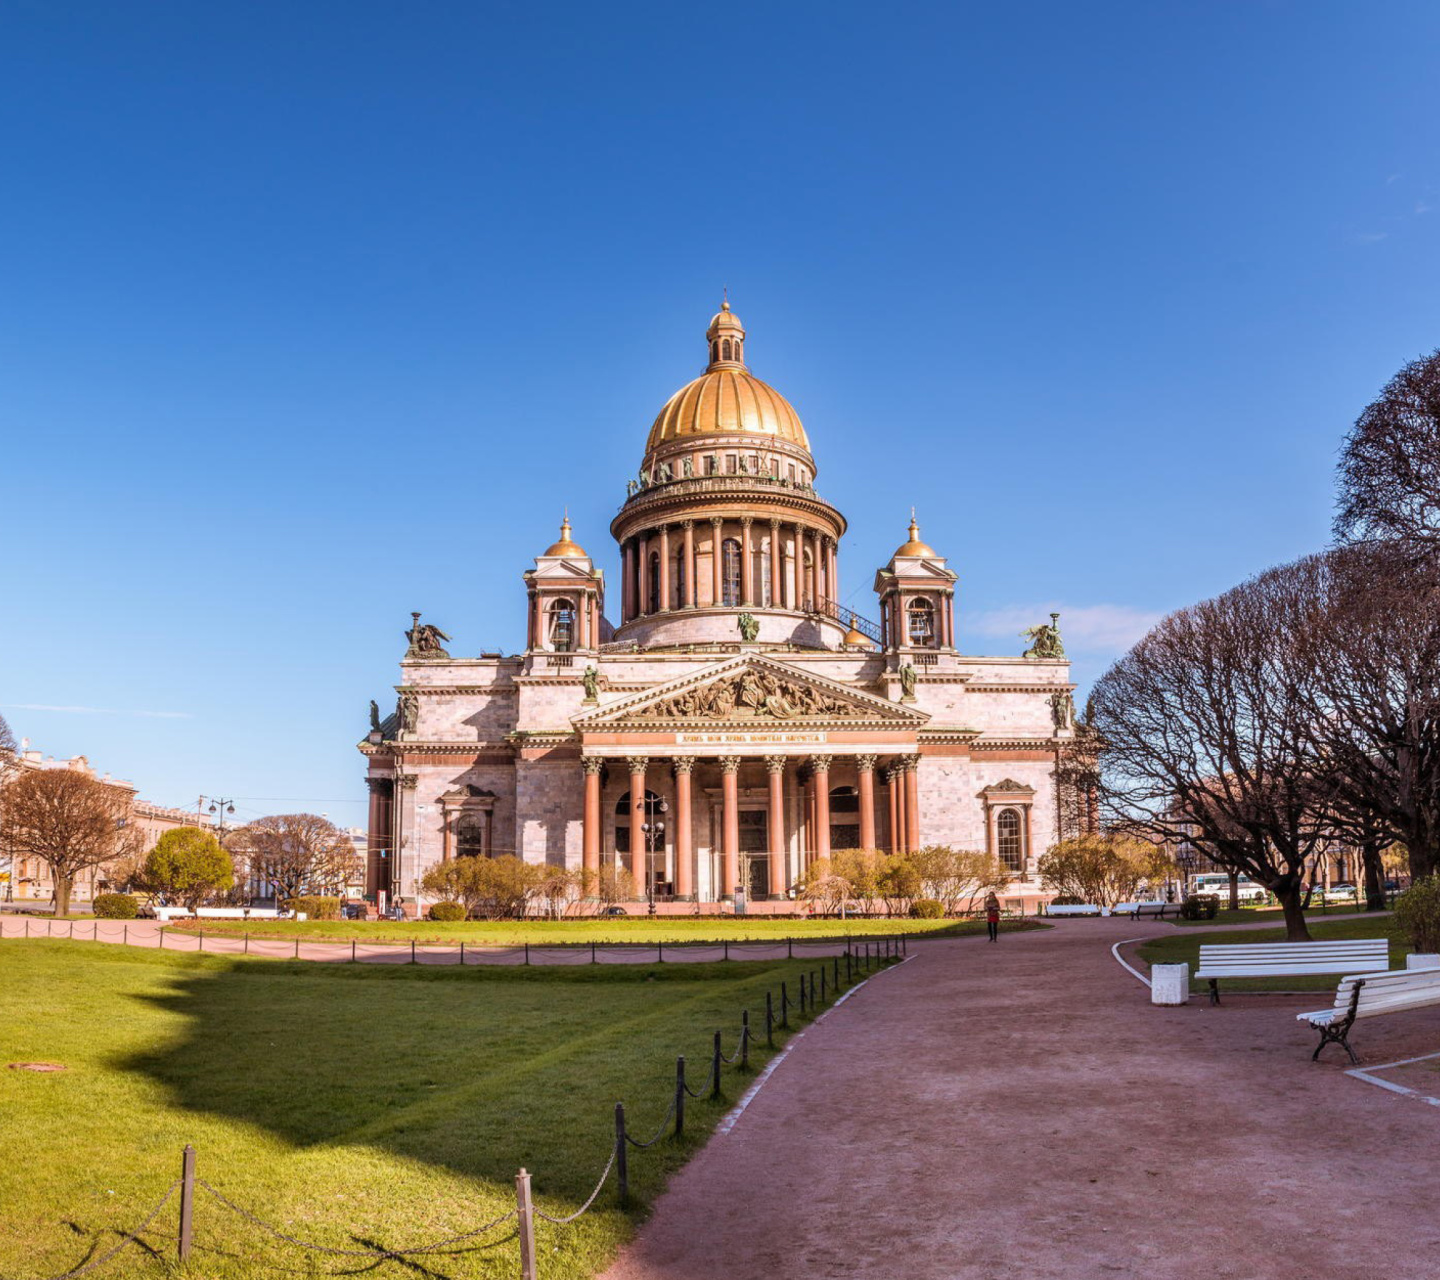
893,515 -> 936,559
544,516 -> 587,558
644,302 -> 811,454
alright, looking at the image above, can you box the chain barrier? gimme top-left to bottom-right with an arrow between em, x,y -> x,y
717,1028 -> 747,1065
31,1177 -> 182,1280
623,1096 -> 678,1149
533,1147 -> 617,1225
197,1179 -> 517,1258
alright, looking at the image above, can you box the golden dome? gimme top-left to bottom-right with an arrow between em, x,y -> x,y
706,299 -> 744,339
894,516 -> 936,559
544,517 -> 587,558
646,367 -> 810,453
843,615 -> 872,647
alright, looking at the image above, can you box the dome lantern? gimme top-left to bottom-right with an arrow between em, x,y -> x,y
544,515 -> 587,559
894,514 -> 936,560
705,295 -> 746,370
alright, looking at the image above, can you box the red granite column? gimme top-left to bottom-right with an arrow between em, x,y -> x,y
766,755 -> 786,896
720,756 -> 741,899
769,519 -> 782,609
709,517 -> 723,606
673,758 -> 695,898
627,757 -> 647,886
887,764 -> 903,854
683,520 -> 696,608
740,519 -> 754,608
856,754 -> 877,850
658,524 -> 671,612
582,757 -> 602,877
904,754 -> 922,853
812,757 -> 831,862
637,533 -> 650,615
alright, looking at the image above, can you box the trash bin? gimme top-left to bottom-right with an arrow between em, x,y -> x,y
1150,963 -> 1189,1006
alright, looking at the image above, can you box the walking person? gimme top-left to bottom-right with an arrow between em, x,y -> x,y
984,891 -> 1000,943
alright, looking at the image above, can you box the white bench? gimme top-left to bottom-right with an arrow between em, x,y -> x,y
1115,901 -> 1178,920
1044,904 -> 1100,917
1298,968 -> 1440,1063
1194,938 -> 1390,1005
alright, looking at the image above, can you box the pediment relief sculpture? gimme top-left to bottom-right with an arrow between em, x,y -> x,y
641,670 -> 868,722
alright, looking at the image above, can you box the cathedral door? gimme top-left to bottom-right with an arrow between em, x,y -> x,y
738,810 -> 769,900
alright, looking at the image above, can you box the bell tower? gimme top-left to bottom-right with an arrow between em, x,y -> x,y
522,517 -> 606,655
874,515 -> 958,652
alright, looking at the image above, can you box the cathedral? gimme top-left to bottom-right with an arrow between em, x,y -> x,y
360,302 -> 1078,913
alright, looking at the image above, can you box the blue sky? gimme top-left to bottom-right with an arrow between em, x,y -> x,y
2,2 -> 1437,828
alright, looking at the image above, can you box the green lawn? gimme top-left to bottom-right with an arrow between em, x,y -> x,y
1138,915 -> 1411,993
164,915 -> 997,946
1170,904 -> 1374,927
0,940 -> 872,1278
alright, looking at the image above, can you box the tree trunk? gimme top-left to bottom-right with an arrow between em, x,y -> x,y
1362,840 -> 1387,911
1275,882 -> 1311,941
53,873 -> 73,918
1227,869 -> 1240,912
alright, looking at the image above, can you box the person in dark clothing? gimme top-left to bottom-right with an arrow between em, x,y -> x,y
984,891 -> 1001,942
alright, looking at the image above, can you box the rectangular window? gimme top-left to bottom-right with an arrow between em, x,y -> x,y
726,454 -> 738,474
706,455 -> 719,475
787,464 -> 796,482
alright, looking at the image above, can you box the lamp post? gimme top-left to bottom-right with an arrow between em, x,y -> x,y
639,797 -> 669,916
1176,849 -> 1196,902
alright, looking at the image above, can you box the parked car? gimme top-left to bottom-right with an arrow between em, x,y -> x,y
1323,883 -> 1359,903
340,903 -> 367,920
599,905 -> 627,917
1190,874 -> 1268,905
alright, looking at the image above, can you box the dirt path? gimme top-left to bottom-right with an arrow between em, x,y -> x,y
601,917 -> 1440,1280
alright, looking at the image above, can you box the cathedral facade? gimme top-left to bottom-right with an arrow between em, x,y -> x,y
360,303 -> 1078,912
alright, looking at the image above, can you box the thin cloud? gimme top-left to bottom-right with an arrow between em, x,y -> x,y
3,703 -> 193,720
969,604 -> 1163,652
1351,231 -> 1389,244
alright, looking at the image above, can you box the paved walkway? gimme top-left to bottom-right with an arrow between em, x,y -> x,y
602,918 -> 1440,1280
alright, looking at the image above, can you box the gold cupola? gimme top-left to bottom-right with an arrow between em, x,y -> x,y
544,516 -> 587,558
893,515 -> 936,559
644,301 -> 811,455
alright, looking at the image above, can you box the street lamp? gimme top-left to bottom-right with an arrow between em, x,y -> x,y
1176,849 -> 1196,901
639,797 -> 670,916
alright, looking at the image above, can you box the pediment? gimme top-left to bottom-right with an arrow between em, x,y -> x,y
573,655 -> 929,729
528,560 -> 597,582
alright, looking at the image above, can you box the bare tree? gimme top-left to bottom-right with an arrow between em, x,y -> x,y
1090,570 -> 1339,940
1336,348 -> 1440,550
0,712 -> 15,760
227,813 -> 359,904
1291,543 -> 1440,881
0,769 -> 140,916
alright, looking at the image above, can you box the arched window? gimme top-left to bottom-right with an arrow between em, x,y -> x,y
711,341 -> 719,363
758,543 -> 772,606
648,553 -> 660,614
550,599 -> 575,651
456,818 -> 487,859
908,599 -> 935,647
673,548 -> 686,609
996,808 -> 1023,874
722,338 -> 732,361
722,538 -> 742,606
829,786 -> 861,852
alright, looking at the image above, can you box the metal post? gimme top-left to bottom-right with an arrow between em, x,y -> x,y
295,937 -> 300,960
178,1144 -> 196,1262
724,939 -> 729,961
123,924 -> 128,945
411,939 -> 416,964
352,939 -> 357,963
658,941 -> 663,963
94,921 -> 99,941
712,1030 -> 722,1099
766,991 -> 774,1046
820,968 -> 826,1001
592,941 -> 597,964
834,954 -> 839,988
741,1010 -> 750,1069
525,942 -> 530,966
799,973 -> 807,1015
244,932 -> 248,955
788,937 -> 793,959
198,931 -> 203,952
615,1104 -> 629,1204
459,941 -> 464,966
516,1168 -> 537,1280
781,982 -> 790,1028
675,1057 -> 686,1139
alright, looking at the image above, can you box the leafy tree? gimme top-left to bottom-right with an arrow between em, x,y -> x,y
227,813 -> 359,903
420,855 -> 545,919
797,856 -> 852,915
911,845 -> 1007,914
144,826 -> 234,909
1393,874 -> 1440,955
0,768 -> 139,916
878,853 -> 922,917
1038,835 -> 1170,909
1335,347 -> 1440,550
581,862 -> 636,912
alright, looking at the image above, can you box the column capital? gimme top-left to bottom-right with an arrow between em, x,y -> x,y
366,777 -> 391,794
900,753 -> 921,771
626,755 -> 649,774
824,535 -> 838,551
764,754 -> 787,774
682,518 -> 694,530
658,521 -> 670,533
710,515 -> 723,527
769,517 -> 781,530
809,755 -> 832,774
740,515 -> 753,528
581,756 -> 605,776
672,756 -> 696,775
719,755 -> 743,775
854,753 -> 878,772
884,764 -> 902,783
398,774 -> 419,790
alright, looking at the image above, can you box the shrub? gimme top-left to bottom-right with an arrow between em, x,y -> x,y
93,893 -> 138,919
1049,895 -> 1084,907
910,899 -> 945,918
288,895 -> 341,920
1394,875 -> 1440,955
429,900 -> 467,922
1180,894 -> 1220,921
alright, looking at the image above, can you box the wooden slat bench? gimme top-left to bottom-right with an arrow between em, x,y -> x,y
1114,902 -> 1179,920
1044,904 -> 1100,917
1298,969 -> 1440,1063
1193,938 -> 1390,1005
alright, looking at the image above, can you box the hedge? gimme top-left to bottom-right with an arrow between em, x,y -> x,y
93,893 -> 139,919
288,895 -> 341,920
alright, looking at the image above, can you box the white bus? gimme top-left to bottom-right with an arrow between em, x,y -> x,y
1190,873 -> 1269,905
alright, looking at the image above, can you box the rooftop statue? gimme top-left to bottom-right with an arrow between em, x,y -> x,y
582,665 -> 600,703
1022,612 -> 1066,660
899,663 -> 918,700
738,613 -> 760,642
405,612 -> 452,660
369,700 -> 381,732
